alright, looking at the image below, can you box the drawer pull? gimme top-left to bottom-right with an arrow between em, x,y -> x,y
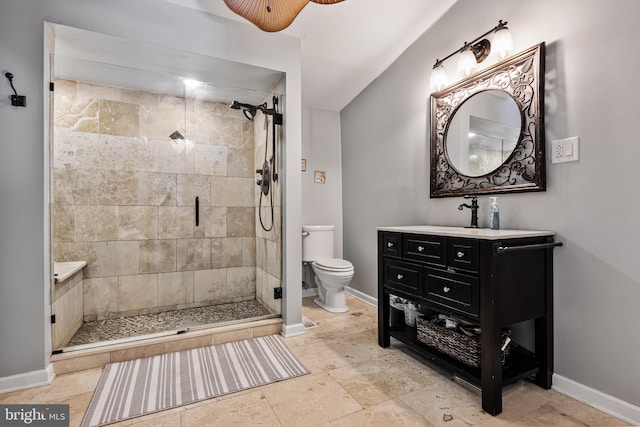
457,251 -> 465,258
443,286 -> 450,293
397,274 -> 404,280
417,246 -> 424,252
387,242 -> 394,248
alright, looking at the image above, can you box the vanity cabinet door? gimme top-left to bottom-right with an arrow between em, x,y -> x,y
382,259 -> 423,296
425,268 -> 479,317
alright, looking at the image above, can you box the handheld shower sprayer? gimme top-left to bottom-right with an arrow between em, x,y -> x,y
229,96 -> 282,231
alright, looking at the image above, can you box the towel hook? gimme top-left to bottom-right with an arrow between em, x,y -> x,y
4,72 -> 26,107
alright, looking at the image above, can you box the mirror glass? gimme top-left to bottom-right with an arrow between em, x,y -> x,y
446,91 -> 520,177
430,43 -> 545,198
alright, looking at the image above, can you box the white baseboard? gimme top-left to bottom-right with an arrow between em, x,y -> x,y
281,322 -> 305,338
345,286 -> 377,307
553,374 -> 640,425
301,288 -> 318,298
0,364 -> 55,394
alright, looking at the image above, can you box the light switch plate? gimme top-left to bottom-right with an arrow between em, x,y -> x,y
551,137 -> 579,163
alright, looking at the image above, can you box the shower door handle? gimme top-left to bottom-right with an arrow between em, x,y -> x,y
195,196 -> 199,227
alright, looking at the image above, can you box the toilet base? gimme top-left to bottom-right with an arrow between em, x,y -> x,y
313,297 -> 349,313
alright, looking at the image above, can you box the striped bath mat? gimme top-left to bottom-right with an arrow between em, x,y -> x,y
81,335 -> 308,427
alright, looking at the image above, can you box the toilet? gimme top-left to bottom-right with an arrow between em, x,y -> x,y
302,225 -> 354,313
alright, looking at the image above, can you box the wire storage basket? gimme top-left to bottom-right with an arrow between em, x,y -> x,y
416,314 -> 511,368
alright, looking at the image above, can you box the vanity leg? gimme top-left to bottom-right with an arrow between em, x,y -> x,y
378,291 -> 390,347
534,315 -> 553,388
534,244 -> 554,389
480,324 -> 503,415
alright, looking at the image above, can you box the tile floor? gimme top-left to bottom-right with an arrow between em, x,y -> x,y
0,296 -> 629,427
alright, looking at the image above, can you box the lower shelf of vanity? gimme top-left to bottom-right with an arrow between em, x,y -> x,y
389,325 -> 541,389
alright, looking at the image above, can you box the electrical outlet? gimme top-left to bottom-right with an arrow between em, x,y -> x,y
551,137 -> 579,163
274,287 -> 282,299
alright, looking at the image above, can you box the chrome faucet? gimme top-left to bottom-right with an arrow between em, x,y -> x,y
458,195 -> 479,228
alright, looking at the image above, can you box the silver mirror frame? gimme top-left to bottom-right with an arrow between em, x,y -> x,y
430,43 -> 545,198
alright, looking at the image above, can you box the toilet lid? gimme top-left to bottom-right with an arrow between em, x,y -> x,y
315,258 -> 353,271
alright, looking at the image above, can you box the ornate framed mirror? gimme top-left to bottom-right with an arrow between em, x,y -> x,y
430,43 -> 545,198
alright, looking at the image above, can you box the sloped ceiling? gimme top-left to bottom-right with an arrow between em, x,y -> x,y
168,0 -> 458,111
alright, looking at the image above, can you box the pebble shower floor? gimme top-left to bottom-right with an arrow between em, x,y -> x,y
67,300 -> 273,347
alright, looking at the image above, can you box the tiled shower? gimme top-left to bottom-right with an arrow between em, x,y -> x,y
50,77 -> 283,350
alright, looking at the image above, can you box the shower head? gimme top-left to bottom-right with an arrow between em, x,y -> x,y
229,100 -> 257,122
229,98 -> 282,124
169,130 -> 184,140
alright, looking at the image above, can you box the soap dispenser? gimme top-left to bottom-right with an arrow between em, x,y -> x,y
489,197 -> 500,230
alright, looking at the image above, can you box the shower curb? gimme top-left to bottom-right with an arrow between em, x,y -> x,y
51,318 -> 282,375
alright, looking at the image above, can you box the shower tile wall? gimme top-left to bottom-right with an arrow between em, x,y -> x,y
53,79 -> 258,321
254,81 -> 284,315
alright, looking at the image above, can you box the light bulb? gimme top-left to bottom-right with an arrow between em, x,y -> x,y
429,64 -> 448,92
493,27 -> 514,59
457,49 -> 477,77
183,78 -> 201,89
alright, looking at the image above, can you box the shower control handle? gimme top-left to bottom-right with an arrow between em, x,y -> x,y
256,160 -> 270,196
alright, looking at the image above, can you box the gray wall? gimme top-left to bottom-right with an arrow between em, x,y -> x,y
342,0 -> 640,407
0,0 -> 303,381
301,107 -> 344,258
0,2 -> 48,377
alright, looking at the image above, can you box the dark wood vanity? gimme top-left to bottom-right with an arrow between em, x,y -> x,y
377,226 -> 560,415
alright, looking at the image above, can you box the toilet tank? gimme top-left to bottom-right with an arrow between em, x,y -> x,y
302,225 -> 335,262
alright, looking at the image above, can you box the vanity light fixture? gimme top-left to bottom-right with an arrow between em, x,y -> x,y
457,44 -> 478,77
492,24 -> 514,59
429,20 -> 514,92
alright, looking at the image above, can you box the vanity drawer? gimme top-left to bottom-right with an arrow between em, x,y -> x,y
446,238 -> 479,273
381,232 -> 401,258
402,234 -> 446,266
383,259 -> 423,296
425,268 -> 479,316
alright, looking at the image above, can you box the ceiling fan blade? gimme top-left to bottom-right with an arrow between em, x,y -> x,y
224,0 -> 310,32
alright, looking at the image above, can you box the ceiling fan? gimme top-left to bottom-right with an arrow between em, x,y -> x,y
223,0 -> 345,32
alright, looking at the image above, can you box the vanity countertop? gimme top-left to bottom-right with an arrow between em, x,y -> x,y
377,225 -> 554,240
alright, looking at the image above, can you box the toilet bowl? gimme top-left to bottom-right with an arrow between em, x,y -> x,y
302,225 -> 355,313
311,258 -> 354,313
